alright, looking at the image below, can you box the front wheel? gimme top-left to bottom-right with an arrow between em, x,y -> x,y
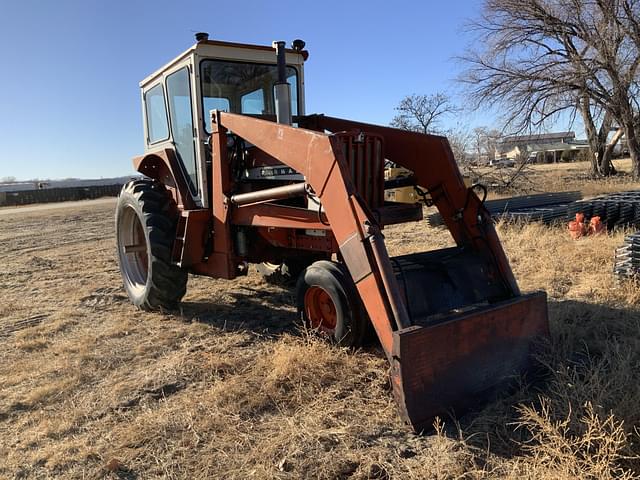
115,179 -> 187,310
296,260 -> 370,347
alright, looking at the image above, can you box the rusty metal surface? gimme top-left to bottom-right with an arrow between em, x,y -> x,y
206,111 -> 237,279
171,209 -> 210,267
230,182 -> 307,206
338,233 -> 375,284
256,227 -> 336,252
230,200 -> 421,233
302,114 -> 520,296
368,226 -> 411,330
217,112 -> 399,354
390,292 -> 549,432
336,132 -> 385,209
132,148 -> 197,210
231,203 -> 330,230
124,32 -> 555,433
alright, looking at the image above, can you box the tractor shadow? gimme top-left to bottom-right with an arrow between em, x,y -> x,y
438,297 -> 640,462
179,283 -> 301,338
178,279 -> 386,350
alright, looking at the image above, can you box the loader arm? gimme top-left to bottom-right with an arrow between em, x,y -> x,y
212,111 -> 549,432
301,114 -> 520,295
215,111 -> 407,355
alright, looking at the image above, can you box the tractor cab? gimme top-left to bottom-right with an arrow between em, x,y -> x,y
139,34 -> 308,208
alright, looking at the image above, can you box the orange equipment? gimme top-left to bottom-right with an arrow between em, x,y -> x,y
589,216 -> 605,235
568,213 -> 605,239
568,213 -> 587,239
115,35 -> 550,431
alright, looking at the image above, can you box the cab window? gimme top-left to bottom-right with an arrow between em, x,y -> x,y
144,84 -> 169,144
200,59 -> 299,133
241,88 -> 265,114
166,67 -> 198,193
203,97 -> 230,115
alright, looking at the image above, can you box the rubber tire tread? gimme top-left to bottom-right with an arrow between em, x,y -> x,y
116,179 -> 187,311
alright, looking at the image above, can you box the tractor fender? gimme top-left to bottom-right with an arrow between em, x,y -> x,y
132,148 -> 196,210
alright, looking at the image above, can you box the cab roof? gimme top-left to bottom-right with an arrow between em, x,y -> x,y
140,39 -> 308,89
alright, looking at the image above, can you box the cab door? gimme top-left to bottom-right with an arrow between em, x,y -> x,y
165,65 -> 200,200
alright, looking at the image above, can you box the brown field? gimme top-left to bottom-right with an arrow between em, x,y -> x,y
471,158 -> 637,199
2,162 -> 640,479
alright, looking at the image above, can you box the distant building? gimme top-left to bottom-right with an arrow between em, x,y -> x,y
495,131 -> 589,163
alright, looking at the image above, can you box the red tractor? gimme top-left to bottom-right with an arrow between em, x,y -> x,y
116,34 -> 549,431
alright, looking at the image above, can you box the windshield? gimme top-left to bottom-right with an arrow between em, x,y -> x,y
200,59 -> 298,133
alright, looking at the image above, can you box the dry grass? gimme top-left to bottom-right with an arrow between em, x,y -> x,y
472,158 -> 639,199
1,163 -> 640,478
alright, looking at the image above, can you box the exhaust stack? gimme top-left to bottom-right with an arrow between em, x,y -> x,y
273,40 -> 292,125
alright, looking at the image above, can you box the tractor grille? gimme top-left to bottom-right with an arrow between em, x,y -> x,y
336,133 -> 385,209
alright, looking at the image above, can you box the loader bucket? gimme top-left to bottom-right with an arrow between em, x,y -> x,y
390,291 -> 549,432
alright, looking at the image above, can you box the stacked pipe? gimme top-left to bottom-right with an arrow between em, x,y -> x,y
614,231 -> 640,280
499,205 -> 574,224
567,190 -> 640,230
426,191 -> 582,227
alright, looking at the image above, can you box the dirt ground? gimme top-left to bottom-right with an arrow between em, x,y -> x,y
0,197 -> 115,216
2,162 -> 640,479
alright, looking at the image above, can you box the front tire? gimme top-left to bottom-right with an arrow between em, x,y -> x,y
115,179 -> 187,310
296,260 -> 369,347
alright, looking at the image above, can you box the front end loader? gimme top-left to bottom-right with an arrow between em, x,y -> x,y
115,34 -> 549,431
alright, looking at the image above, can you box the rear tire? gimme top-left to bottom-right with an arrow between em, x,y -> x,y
115,179 -> 187,311
296,260 -> 369,347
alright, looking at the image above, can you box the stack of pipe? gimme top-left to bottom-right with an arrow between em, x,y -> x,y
426,191 -> 582,227
614,231 -> 640,280
568,191 -> 640,230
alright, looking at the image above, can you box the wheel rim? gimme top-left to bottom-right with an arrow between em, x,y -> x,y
118,206 -> 149,295
304,286 -> 337,334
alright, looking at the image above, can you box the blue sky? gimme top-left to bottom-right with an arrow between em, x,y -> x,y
0,0 -> 494,180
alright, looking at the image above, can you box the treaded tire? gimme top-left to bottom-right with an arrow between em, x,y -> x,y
296,260 -> 369,347
116,179 -> 187,311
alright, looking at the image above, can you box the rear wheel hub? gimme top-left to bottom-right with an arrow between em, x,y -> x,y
118,206 -> 149,294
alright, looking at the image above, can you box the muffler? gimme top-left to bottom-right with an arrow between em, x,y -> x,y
273,40 -> 292,125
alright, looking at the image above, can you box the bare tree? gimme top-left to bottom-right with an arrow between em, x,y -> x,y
461,0 -> 640,178
445,124 -> 474,164
464,126 -> 536,192
391,93 -> 459,134
472,127 -> 501,164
